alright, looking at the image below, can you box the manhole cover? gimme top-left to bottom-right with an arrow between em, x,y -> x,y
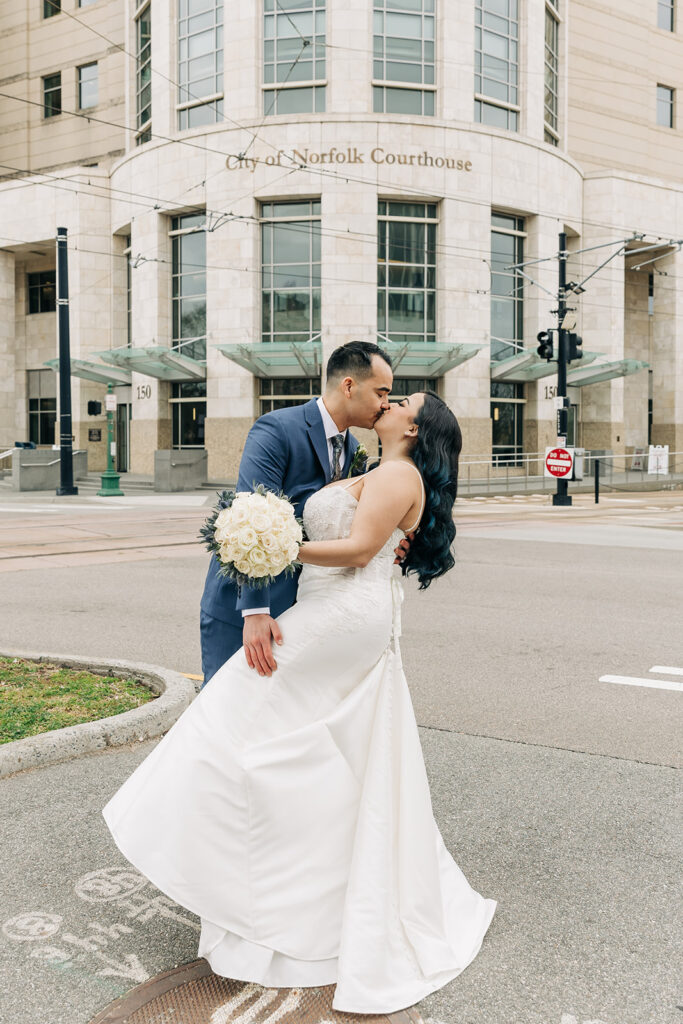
89,958 -> 426,1024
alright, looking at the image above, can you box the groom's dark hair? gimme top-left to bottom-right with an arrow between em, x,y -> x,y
326,341 -> 392,383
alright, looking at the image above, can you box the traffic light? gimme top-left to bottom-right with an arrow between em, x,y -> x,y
536,330 -> 554,360
87,400 -> 102,415
568,332 -> 583,362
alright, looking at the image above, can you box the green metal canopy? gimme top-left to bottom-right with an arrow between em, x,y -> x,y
44,357 -> 132,385
566,358 -> 649,387
93,345 -> 206,382
377,337 -> 485,377
491,349 -> 600,383
215,339 -> 323,378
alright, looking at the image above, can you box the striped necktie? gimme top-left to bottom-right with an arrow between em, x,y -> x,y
330,433 -> 345,480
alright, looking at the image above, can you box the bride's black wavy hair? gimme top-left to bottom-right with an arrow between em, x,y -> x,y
400,391 -> 462,590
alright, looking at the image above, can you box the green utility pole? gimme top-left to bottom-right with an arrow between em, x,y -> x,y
97,384 -> 125,496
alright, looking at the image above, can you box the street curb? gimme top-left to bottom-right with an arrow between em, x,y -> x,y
0,649 -> 198,779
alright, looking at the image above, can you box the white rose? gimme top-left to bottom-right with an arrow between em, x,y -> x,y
248,548 -> 268,570
266,490 -> 284,509
230,502 -> 249,526
251,511 -> 273,534
247,493 -> 268,512
235,558 -> 251,574
219,541 -> 240,564
260,533 -> 279,553
236,526 -> 257,551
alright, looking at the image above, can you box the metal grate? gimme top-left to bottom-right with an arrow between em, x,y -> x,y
90,959 -> 424,1024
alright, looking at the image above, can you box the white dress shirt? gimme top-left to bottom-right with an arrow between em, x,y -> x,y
243,398 -> 347,618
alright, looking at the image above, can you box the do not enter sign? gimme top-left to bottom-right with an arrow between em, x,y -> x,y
544,446 -> 574,478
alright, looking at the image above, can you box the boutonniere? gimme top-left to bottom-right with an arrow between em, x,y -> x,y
346,443 -> 369,477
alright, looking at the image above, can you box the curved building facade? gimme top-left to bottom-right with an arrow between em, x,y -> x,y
1,0 -> 681,477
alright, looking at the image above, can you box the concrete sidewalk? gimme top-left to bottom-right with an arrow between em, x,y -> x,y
1,726 -> 678,1024
1,492 -> 681,1024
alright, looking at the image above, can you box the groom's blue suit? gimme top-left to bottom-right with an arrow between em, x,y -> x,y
200,399 -> 360,685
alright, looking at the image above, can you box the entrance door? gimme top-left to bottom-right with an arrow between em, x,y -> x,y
116,403 -> 130,472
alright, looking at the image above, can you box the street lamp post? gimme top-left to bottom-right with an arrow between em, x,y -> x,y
97,384 -> 124,496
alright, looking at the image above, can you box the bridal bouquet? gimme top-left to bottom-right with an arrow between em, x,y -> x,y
199,485 -> 303,589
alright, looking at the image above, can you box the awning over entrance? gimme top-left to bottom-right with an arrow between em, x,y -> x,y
377,338 -> 485,377
44,357 -> 132,385
491,349 -> 600,383
94,345 -> 206,382
566,359 -> 649,387
215,340 -> 322,378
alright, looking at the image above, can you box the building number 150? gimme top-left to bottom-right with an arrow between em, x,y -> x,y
136,385 -> 152,400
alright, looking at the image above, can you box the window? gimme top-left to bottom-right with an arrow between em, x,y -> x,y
373,0 -> 435,116
124,235 -> 132,346
259,377 -> 321,413
79,0 -> 100,6
544,2 -> 559,145
475,0 -> 519,131
658,0 -> 674,30
389,377 -> 436,399
136,5 -> 152,144
261,200 -> 321,344
171,213 -> 207,361
28,370 -> 57,446
27,271 -> 56,313
43,73 -> 61,118
377,201 -> 436,346
263,0 -> 326,115
490,213 -> 525,465
78,62 -> 98,109
43,0 -> 60,17
170,381 -> 206,449
657,85 -> 674,127
177,0 -> 223,129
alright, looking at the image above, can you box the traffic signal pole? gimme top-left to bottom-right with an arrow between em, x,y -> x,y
56,227 -> 78,496
553,231 -> 572,506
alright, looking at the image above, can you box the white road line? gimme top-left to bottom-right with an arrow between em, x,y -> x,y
599,674 -> 683,693
650,665 -> 683,676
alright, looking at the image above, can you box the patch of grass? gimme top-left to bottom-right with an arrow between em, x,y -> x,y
0,657 -> 156,745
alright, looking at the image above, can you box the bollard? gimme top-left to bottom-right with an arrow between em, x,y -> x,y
594,458 -> 600,503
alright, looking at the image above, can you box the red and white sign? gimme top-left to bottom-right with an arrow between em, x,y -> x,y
544,446 -> 574,478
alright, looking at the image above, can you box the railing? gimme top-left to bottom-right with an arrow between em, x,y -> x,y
457,449 -> 682,493
0,449 -> 15,464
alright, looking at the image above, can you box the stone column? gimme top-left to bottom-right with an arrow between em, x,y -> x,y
524,215 -> 565,466
0,250 -> 16,449
439,196 -> 491,461
204,200 -> 259,482
651,249 -> 683,453
327,0 -> 372,115
578,183 -> 627,454
129,211 -> 171,474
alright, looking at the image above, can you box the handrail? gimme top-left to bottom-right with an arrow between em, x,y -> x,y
459,449 -> 682,467
0,448 -> 15,463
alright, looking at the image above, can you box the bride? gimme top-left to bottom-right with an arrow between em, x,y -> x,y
102,390 -> 497,1015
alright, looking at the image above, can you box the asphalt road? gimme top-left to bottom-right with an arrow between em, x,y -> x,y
0,490 -> 681,1024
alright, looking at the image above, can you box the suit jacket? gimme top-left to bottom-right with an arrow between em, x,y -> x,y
200,399 -> 360,626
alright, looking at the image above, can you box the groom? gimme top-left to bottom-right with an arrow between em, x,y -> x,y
200,340 -> 395,686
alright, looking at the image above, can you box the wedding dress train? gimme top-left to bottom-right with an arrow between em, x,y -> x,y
102,477 -> 496,1014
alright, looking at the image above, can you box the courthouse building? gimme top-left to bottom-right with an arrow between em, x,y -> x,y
0,0 -> 682,477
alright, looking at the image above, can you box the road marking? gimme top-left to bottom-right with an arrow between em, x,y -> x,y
650,665 -> 683,676
599,674 -> 683,693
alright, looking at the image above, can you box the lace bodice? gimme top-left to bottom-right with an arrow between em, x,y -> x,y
301,484 -> 405,584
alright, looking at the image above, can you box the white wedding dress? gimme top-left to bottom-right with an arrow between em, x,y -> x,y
102,475 -> 496,1014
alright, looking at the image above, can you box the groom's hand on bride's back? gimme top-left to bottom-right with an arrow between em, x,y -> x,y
243,614 -> 283,676
394,532 -> 414,566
